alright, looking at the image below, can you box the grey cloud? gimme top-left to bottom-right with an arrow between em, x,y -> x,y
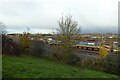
0,0 -> 119,33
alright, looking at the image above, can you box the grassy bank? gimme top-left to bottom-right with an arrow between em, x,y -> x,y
2,55 -> 118,78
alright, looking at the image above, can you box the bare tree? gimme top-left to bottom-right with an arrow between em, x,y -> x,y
0,22 -> 7,35
57,14 -> 80,35
0,22 -> 7,50
52,14 -> 81,62
57,14 -> 81,46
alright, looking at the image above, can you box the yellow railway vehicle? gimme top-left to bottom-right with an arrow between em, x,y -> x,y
73,44 -> 111,54
50,41 -> 111,54
74,44 -> 100,52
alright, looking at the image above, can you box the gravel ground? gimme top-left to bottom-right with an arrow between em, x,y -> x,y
74,49 -> 99,60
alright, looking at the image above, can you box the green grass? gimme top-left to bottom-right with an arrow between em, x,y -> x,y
2,55 -> 119,78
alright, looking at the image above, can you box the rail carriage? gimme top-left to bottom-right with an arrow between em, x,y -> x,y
73,41 -> 111,53
73,44 -> 100,52
49,40 -> 111,53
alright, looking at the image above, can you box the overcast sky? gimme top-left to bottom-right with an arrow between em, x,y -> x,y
0,0 -> 119,34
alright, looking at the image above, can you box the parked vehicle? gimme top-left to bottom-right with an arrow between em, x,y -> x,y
48,40 -> 61,45
113,48 -> 120,54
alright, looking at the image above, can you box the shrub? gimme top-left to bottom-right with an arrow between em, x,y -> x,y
3,37 -> 21,56
104,54 -> 120,75
92,58 -> 106,71
85,54 -> 120,75
30,41 -> 49,57
66,53 -> 81,65
99,47 -> 108,57
19,32 -> 31,53
51,45 -> 65,62
80,59 -> 95,69
51,45 -> 72,62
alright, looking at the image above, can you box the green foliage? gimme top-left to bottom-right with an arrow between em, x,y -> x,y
80,58 -> 105,71
99,47 -> 108,57
81,54 -> 120,75
101,40 -> 105,46
66,53 -> 81,65
105,54 -> 120,75
51,45 -> 66,62
51,44 -> 75,63
2,55 -> 118,78
20,32 -> 31,53
92,58 -> 106,71
81,59 -> 95,69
